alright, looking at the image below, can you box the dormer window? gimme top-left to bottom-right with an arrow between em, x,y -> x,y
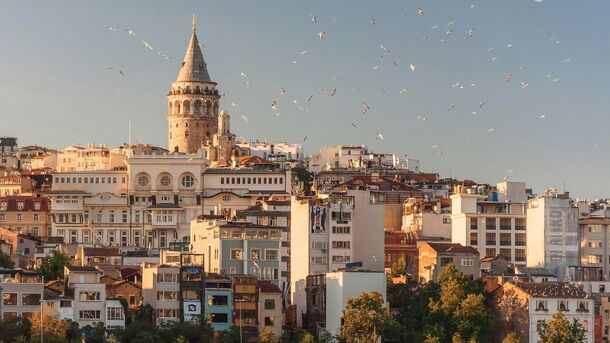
578,301 -> 589,312
536,300 -> 547,311
558,300 -> 569,311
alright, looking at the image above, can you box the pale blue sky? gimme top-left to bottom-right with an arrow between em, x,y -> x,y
1,1 -> 609,198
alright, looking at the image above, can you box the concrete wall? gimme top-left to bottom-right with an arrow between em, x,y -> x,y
349,190 -> 384,271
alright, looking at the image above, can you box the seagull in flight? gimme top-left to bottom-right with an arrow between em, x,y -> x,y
331,89 -> 337,96
310,14 -> 317,23
417,8 -> 425,16
350,122 -> 357,128
318,32 -> 326,41
240,115 -> 249,122
409,64 -> 415,72
376,132 -> 384,140
362,103 -> 370,114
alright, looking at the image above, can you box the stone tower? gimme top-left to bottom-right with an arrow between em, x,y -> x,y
167,15 -> 221,153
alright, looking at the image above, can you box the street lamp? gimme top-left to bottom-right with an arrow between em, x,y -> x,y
236,298 -> 245,343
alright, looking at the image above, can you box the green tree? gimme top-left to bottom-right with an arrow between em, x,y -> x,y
174,335 -> 188,343
451,332 -> 464,343
424,334 -> 441,343
260,327 -> 279,343
502,332 -> 521,343
82,322 -> 106,343
0,317 -> 31,342
300,332 -> 315,343
158,315 -> 214,343
340,291 -> 389,343
388,259 -> 406,278
0,251 -> 15,268
37,250 -> 70,281
538,311 -> 586,343
292,166 -> 313,194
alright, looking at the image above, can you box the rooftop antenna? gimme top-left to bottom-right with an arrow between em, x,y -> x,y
128,118 -> 132,148
192,12 -> 197,32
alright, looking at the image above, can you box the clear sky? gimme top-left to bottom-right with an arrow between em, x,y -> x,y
1,1 -> 609,198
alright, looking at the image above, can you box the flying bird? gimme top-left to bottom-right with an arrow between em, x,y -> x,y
479,101 -> 486,108
409,64 -> 415,72
240,72 -> 247,78
370,18 -> 375,27
399,88 -> 407,95
488,128 -> 495,133
446,105 -> 456,111
417,8 -> 425,16
350,122 -> 357,128
125,29 -> 136,36
331,89 -> 337,96
271,101 -> 277,111
280,88 -> 286,95
303,136 -> 308,141
240,115 -> 249,122
362,103 -> 370,114
506,73 -> 512,82
318,32 -> 326,41
310,14 -> 317,23
376,132 -> 384,140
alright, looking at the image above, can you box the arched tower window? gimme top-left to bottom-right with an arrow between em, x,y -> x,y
185,131 -> 189,138
184,101 -> 191,114
194,100 -> 202,114
206,131 -> 211,138
213,101 -> 219,115
174,101 -> 181,114
185,86 -> 191,93
206,102 -> 212,115
168,102 -> 173,114
195,86 -> 201,93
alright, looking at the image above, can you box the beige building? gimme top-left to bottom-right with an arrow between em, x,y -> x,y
0,172 -> 34,196
142,263 -> 180,325
0,195 -> 51,237
451,181 -> 527,266
0,269 -> 43,320
167,16 -> 221,154
418,242 -> 480,283
403,197 -> 452,240
257,281 -> 283,337
55,144 -> 124,172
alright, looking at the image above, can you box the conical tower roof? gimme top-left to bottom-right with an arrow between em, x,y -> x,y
175,15 -> 212,83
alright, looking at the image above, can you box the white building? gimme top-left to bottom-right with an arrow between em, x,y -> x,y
290,190 -> 384,327
492,281 -> 593,343
324,270 -> 386,338
55,144 -> 125,172
451,182 -> 528,266
527,189 -> 579,280
307,145 -> 404,173
236,140 -> 303,162
142,263 -> 181,325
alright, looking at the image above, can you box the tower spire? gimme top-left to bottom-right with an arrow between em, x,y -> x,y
192,13 -> 196,32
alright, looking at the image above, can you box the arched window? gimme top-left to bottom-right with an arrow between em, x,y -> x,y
583,320 -> 589,332
536,320 -> 542,333
174,101 -> 181,114
159,175 -> 171,187
194,100 -> 202,114
206,131 -> 211,138
137,175 -> 149,187
181,175 -> 195,188
184,101 -> 191,114
185,86 -> 191,93
213,101 -> 219,115
195,86 -> 201,93
185,131 -> 189,138
168,102 -> 173,114
206,102 -> 212,115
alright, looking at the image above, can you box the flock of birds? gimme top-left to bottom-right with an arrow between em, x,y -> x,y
101,0 -> 572,182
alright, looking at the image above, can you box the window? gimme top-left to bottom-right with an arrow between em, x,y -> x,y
16,213 -> 22,222
157,309 -> 177,318
208,313 -> 228,323
3,293 -> 17,305
461,257 -> 474,267
558,300 -> 569,311
159,231 -> 166,248
182,175 -> 195,188
589,225 -> 603,233
500,218 -> 511,230
231,249 -> 243,260
440,257 -> 453,267
138,175 -> 149,186
160,175 -> 171,187
264,299 -> 275,310
251,249 -> 261,260
129,295 -> 136,306
577,301 -> 589,312
583,320 -> 589,332
601,284 -> 606,293
469,233 -> 478,245
587,254 -> 602,264
499,233 -> 511,246
537,320 -> 543,332
515,218 -> 526,230
122,210 -> 128,223
107,307 -> 123,321
515,249 -> 526,262
536,300 -> 548,311
0,214 -> 4,222
157,291 -> 177,300
222,195 -> 231,201
332,241 -> 350,249
332,226 -> 350,234
499,249 -> 511,261
486,233 -> 496,245
486,218 -> 497,230
265,249 -> 278,261
79,310 -> 101,320
515,233 -> 526,246
332,255 -> 350,263
207,295 -> 228,306
109,211 -> 115,223
108,230 -> 115,245
229,267 -> 237,274
443,217 -> 451,224
265,316 -> 275,326
157,273 -> 177,283
588,240 -> 603,248
79,291 -> 100,301
134,231 -> 140,247
121,231 -> 128,246
96,212 -> 102,223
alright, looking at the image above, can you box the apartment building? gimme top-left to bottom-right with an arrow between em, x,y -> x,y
418,242 -> 480,283
0,173 -> 34,196
205,275 -> 233,331
578,207 -> 610,280
236,199 -> 291,297
257,280 -> 283,337
142,263 -> 181,325
0,269 -> 43,319
527,189 -> 579,280
64,265 -> 125,329
232,275 -> 259,340
55,144 -> 124,172
403,196 -> 452,240
191,219 -> 282,285
451,181 -> 528,266
0,195 -> 51,237
290,190 -> 384,327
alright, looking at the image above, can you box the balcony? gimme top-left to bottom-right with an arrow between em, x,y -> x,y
234,285 -> 256,294
234,302 -> 256,311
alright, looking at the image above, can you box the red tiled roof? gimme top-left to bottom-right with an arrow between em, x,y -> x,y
257,280 -> 282,293
426,242 -> 479,255
512,281 -> 592,299
67,265 -> 99,272
0,196 -> 50,211
265,200 -> 291,206
120,267 -> 141,280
